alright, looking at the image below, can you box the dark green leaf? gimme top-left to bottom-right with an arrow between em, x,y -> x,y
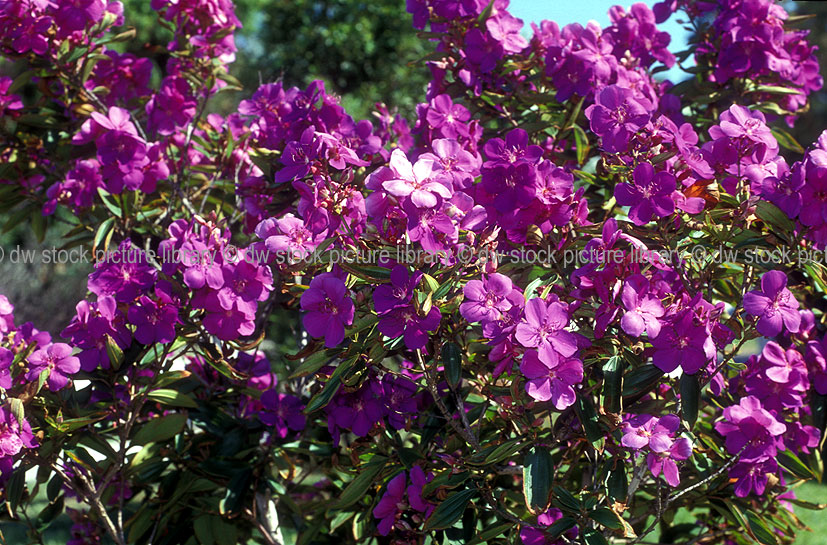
590,507 -> 623,530
777,449 -> 817,480
147,389 -> 198,409
132,413 -> 188,446
680,373 -> 700,429
334,457 -> 387,509
523,447 -> 553,513
584,529 -> 610,545
553,486 -> 581,513
746,510 -> 779,545
755,201 -> 796,234
601,356 -> 623,414
771,128 -> 805,154
423,488 -> 477,531
36,495 -> 64,531
442,342 -> 462,389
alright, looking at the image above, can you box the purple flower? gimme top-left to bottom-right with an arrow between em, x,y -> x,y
55,0 -> 105,34
383,149 -> 452,208
520,346 -> 583,409
146,76 -> 197,136
403,200 -> 457,254
729,459 -> 778,498
585,85 -> 652,153
377,305 -> 441,351
373,265 -> 422,314
61,296 -> 131,371
710,105 -> 777,152
259,390 -> 306,438
515,298 -> 578,358
300,273 -> 355,348
127,296 -> 178,345
460,273 -> 516,324
465,28 -> 503,73
486,12 -> 528,54
651,312 -> 716,375
331,385 -> 385,437
805,336 -> 827,395
216,261 -> 273,317
407,465 -> 433,514
420,138 -> 480,188
0,295 -> 14,334
520,508 -> 576,545
647,438 -> 692,487
621,414 -> 680,452
481,162 -> 537,213
715,396 -> 786,462
619,274 -> 665,337
202,296 -> 256,341
614,163 -> 676,226
373,472 -> 406,536
426,95 -> 471,139
87,241 -> 156,303
0,348 -> 12,390
26,343 -> 81,391
274,127 -> 321,183
482,128 -> 543,168
382,376 -> 419,430
0,406 -> 36,457
743,270 -> 800,337
758,341 -> 808,387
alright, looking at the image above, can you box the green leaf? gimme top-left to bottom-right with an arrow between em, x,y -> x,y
755,201 -> 796,234
482,438 -> 524,465
220,469 -> 252,515
288,349 -> 339,379
680,373 -> 700,429
466,522 -> 513,545
547,516 -> 577,538
746,510 -> 779,545
601,356 -> 623,414
777,449 -> 817,480
147,389 -> 198,409
212,516 -> 239,543
334,457 -> 388,509
132,413 -> 188,446
752,85 -> 803,96
94,216 -> 115,252
9,398 -> 24,427
553,486 -> 581,513
622,365 -> 664,403
6,467 -> 26,515
97,188 -> 122,218
590,507 -> 623,530
523,447 -> 553,514
771,128 -> 805,154
46,475 -> 62,503
442,342 -> 462,389
194,516 -> 215,545
106,335 -> 124,371
584,529 -> 610,545
572,125 -> 590,165
606,466 -> 627,501
36,495 -> 64,531
575,395 -> 603,449
303,371 -> 342,414
423,488 -> 477,531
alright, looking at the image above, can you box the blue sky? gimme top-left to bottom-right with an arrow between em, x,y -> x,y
508,0 -> 692,80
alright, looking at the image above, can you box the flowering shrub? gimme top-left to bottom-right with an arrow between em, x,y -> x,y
0,0 -> 827,544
